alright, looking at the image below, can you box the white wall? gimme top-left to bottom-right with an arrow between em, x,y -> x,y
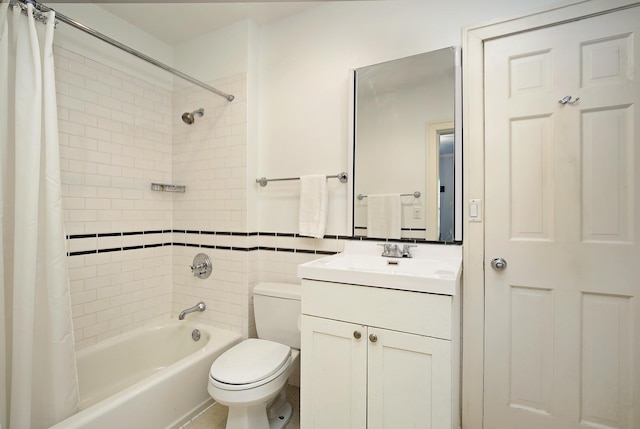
256,0 -> 562,235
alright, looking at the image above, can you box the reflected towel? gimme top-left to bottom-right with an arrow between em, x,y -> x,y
298,175 -> 328,238
367,194 -> 401,239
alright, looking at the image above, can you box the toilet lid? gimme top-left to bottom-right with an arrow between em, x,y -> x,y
210,339 -> 291,385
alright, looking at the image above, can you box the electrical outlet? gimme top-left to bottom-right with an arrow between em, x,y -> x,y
413,205 -> 422,219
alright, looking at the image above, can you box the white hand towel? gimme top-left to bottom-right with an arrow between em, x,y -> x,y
298,175 -> 328,238
367,194 -> 401,239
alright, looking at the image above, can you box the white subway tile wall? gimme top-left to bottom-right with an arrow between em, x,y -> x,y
171,74 -> 251,336
57,44 -> 175,348
173,247 -> 250,335
56,46 -> 173,236
172,74 -> 248,233
56,45 -> 345,349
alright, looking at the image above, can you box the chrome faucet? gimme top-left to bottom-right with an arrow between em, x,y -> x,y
379,243 -> 416,258
400,244 -> 417,258
178,301 -> 206,320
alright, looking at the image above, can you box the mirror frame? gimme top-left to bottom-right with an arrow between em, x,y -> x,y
347,46 -> 463,242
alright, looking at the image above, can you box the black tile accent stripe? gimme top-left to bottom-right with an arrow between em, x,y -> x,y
68,233 -> 97,239
98,232 -> 121,237
68,250 -> 97,256
316,250 -> 338,255
65,228 -> 444,257
97,247 -> 121,253
355,226 -> 426,231
296,249 -> 316,254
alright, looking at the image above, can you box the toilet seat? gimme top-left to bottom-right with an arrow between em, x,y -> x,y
210,339 -> 291,391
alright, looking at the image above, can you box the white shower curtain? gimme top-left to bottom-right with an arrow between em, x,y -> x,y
0,2 -> 80,428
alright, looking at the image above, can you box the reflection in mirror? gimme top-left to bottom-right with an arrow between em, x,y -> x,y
351,47 -> 461,242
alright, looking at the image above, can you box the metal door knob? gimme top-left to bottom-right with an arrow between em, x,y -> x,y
491,257 -> 507,271
353,330 -> 361,339
369,333 -> 378,343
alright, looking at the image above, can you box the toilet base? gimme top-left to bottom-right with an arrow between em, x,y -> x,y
224,401 -> 292,429
268,400 -> 292,429
223,387 -> 293,429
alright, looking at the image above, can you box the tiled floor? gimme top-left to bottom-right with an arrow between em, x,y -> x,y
182,385 -> 300,429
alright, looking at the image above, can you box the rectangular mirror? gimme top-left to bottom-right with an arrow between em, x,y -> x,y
350,47 -> 462,242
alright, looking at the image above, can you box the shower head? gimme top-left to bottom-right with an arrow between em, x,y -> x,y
181,108 -> 204,125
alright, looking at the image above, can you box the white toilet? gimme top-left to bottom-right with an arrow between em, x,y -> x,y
208,282 -> 301,429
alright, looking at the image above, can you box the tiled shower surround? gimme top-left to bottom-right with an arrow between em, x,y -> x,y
55,45 -> 345,349
55,44 -> 434,349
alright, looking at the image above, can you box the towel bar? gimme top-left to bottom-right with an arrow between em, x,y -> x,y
357,191 -> 421,200
256,172 -> 348,187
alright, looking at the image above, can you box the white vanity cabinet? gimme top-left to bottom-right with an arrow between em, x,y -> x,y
300,278 -> 460,429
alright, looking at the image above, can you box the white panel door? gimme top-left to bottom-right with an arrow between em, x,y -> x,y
300,315 -> 367,429
367,328 -> 451,429
484,6 -> 640,429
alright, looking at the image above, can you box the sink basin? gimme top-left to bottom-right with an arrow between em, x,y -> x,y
298,242 -> 462,295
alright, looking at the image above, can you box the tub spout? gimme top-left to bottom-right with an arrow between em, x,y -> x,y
178,302 -> 206,320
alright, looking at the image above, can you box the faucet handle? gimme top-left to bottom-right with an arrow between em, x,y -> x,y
377,243 -> 395,256
401,244 -> 417,258
190,253 -> 212,279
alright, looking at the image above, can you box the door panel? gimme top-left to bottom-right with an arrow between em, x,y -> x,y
484,6 -> 640,429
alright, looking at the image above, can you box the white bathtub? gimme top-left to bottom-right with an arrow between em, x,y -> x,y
50,320 -> 242,429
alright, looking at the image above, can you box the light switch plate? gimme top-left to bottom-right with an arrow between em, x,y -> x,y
469,199 -> 482,222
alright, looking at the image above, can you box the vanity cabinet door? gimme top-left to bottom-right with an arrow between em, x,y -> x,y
367,328 -> 452,429
301,315 -> 367,429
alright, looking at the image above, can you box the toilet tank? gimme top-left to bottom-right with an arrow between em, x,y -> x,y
253,282 -> 301,349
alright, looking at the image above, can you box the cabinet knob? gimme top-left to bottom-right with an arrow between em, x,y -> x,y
369,333 -> 378,343
353,330 -> 361,339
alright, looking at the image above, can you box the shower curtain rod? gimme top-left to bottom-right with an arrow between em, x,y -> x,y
13,0 -> 235,102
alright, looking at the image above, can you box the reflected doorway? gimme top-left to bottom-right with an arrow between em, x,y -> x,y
426,121 -> 454,241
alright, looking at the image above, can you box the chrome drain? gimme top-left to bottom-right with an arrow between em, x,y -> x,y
191,329 -> 201,341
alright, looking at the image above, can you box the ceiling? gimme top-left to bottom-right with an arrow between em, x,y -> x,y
95,2 -> 327,45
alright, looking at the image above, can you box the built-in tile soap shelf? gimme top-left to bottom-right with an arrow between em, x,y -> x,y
151,183 -> 186,193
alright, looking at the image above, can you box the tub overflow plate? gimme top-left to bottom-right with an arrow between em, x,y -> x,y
192,329 -> 201,341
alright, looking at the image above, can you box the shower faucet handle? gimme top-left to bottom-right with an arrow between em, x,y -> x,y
190,262 -> 207,271
190,253 -> 212,279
